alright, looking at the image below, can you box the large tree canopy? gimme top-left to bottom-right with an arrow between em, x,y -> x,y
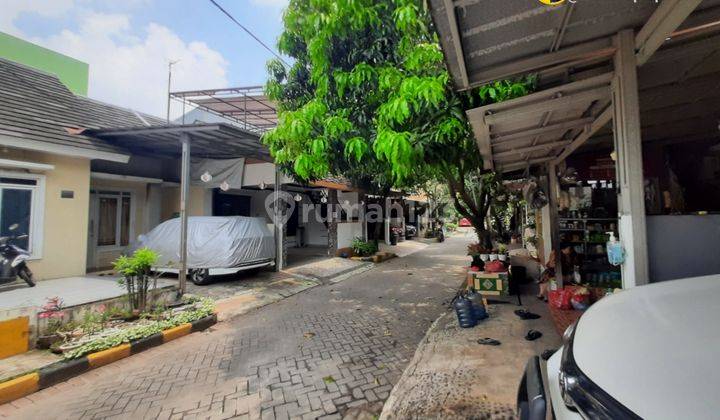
264,0 -> 534,239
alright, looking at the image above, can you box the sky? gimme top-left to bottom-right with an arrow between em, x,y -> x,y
0,0 -> 289,118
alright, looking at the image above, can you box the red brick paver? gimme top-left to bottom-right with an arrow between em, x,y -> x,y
0,238 -> 469,420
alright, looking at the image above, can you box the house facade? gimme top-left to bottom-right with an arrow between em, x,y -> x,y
0,46 -> 367,281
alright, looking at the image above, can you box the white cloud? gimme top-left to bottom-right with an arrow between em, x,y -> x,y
0,0 -> 75,36
32,12 -> 229,118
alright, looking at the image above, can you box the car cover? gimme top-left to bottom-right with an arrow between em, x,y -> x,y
133,216 -> 275,269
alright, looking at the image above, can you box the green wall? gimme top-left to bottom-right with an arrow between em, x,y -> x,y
0,32 -> 88,96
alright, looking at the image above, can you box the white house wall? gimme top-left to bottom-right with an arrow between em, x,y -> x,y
337,222 -> 363,248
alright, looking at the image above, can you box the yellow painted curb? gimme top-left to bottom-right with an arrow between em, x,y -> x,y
0,373 -> 38,405
87,343 -> 131,368
162,323 -> 191,342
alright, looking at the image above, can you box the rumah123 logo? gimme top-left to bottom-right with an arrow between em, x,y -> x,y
538,0 -> 566,5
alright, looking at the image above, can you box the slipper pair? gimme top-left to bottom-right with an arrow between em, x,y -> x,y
525,330 -> 543,341
514,309 -> 541,320
477,338 -> 501,346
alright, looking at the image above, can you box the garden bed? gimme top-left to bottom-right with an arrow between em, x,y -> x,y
0,301 -> 217,405
41,296 -> 215,360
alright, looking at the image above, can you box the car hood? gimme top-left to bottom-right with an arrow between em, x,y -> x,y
573,275 -> 720,419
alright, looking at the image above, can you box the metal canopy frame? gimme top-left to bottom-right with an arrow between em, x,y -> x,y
169,86 -> 277,134
466,72 -> 613,173
85,123 -> 273,161
429,0 -> 720,90
452,1 -> 720,175
84,122 -> 275,294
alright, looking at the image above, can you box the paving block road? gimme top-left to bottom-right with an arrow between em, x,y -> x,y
1,237 -> 470,420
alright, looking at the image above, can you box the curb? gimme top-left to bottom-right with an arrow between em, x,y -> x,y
0,313 -> 217,406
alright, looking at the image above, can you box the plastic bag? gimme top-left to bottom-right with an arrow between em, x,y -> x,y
549,289 -> 572,310
570,287 -> 591,311
484,260 -> 506,273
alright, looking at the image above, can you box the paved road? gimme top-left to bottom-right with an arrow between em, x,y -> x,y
3,237 -> 470,420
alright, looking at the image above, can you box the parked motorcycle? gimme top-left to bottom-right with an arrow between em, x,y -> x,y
0,224 -> 35,287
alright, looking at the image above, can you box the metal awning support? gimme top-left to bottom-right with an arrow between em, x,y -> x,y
613,30 -> 649,288
466,73 -> 613,172
552,106 -> 613,165
546,163 -> 563,287
274,164 -> 284,272
178,133 -> 191,294
635,0 -> 703,66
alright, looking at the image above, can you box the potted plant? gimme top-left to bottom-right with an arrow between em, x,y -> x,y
498,244 -> 508,261
390,226 -> 403,245
351,238 -> 378,259
37,297 -> 65,349
467,243 -> 489,268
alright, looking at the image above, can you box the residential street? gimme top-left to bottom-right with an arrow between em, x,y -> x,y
2,238 -> 469,420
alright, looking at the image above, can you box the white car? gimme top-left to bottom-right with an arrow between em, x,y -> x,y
518,275 -> 720,419
132,216 -> 276,285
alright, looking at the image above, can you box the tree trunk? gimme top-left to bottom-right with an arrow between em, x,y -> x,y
472,219 -> 493,249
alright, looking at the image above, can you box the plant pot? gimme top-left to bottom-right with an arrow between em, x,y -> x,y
480,254 -> 489,262
489,254 -> 498,261
471,255 -> 483,267
36,333 -> 62,350
498,254 -> 507,262
390,234 -> 398,246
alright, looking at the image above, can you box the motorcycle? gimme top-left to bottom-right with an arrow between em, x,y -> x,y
0,223 -> 35,287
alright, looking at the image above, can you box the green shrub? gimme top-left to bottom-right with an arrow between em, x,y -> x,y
351,238 -> 378,257
114,247 -> 159,312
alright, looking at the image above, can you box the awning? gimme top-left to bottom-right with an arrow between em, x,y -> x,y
467,72 -> 612,173
430,0 -> 720,172
83,122 -> 272,161
429,0 -> 720,90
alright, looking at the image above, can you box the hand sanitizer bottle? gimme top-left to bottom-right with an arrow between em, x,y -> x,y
606,232 -> 625,266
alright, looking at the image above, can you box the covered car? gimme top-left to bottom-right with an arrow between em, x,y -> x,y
133,216 -> 275,284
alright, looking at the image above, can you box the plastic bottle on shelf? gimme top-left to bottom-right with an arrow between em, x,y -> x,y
606,232 -> 625,266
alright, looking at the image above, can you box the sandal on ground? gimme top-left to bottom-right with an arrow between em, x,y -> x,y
525,330 -> 543,341
477,338 -> 501,346
514,309 -> 541,320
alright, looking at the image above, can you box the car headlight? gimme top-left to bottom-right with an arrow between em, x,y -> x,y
557,318 -> 641,419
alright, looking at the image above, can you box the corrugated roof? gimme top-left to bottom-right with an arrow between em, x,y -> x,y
0,57 -> 164,160
84,123 -> 273,161
430,0 -> 720,89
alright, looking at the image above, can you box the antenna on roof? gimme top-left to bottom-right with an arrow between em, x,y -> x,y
167,59 -> 181,123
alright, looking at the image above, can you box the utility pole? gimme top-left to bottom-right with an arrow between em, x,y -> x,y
166,59 -> 180,123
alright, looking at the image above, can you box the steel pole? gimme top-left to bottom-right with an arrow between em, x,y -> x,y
178,133 -> 191,295
274,165 -> 283,271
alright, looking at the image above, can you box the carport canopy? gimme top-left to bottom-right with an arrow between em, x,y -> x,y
85,122 -> 272,161
84,122 -> 279,295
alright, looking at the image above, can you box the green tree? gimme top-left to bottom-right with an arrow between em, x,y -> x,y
263,0 -> 534,242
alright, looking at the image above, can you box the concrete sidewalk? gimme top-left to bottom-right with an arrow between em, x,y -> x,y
0,276 -> 175,311
381,291 -> 561,419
